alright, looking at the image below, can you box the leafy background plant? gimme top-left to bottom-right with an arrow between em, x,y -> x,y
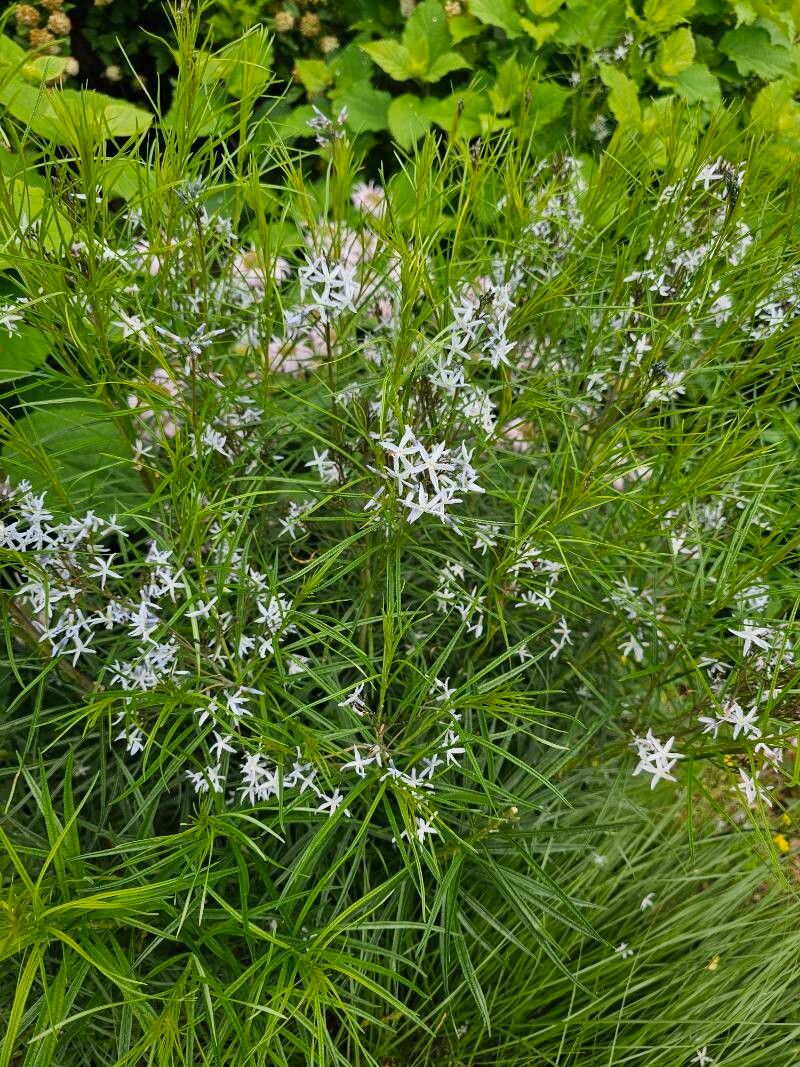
6,0 -> 800,163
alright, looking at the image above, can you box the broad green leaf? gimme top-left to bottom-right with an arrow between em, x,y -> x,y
273,103 -> 319,140
362,40 -> 415,81
205,31 -> 272,97
1,180 -> 73,256
526,80 -> 571,125
100,100 -> 154,137
0,78 -> 61,140
426,90 -> 489,138
2,401 -> 147,514
467,0 -> 523,37
334,81 -> 391,132
489,57 -> 524,113
654,28 -> 696,78
0,324 -> 51,381
671,62 -> 721,103
294,59 -> 333,95
527,0 -> 564,13
22,56 -> 68,83
719,26 -> 799,79
556,0 -> 627,48
731,0 -> 794,41
751,77 -> 800,147
424,52 -> 471,82
0,35 -> 26,69
642,0 -> 695,31
599,65 -> 641,128
448,14 -> 482,42
520,17 -> 561,45
641,96 -> 697,168
404,0 -> 452,61
387,93 -> 432,148
49,90 -> 153,141
101,158 -> 154,202
328,42 -> 374,87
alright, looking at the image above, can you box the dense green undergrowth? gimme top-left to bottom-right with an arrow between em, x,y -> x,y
1,8 -> 800,1065
7,0 -> 800,170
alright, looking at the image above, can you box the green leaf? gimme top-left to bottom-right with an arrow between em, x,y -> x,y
98,99 -> 154,138
489,57 -> 524,113
22,56 -> 68,83
334,81 -> 391,132
654,28 -> 696,78
0,78 -> 61,140
387,93 -> 432,148
730,0 -> 795,42
467,0 -> 523,37
1,181 -> 73,256
642,0 -> 695,32
361,40 -> 415,81
424,52 -> 472,82
404,0 -> 453,61
0,34 -> 26,69
599,64 -> 641,128
273,103 -> 318,140
751,76 -> 800,146
52,90 -> 153,140
671,62 -> 721,103
0,324 -> 51,381
294,59 -> 333,95
328,41 -> 374,88
426,90 -> 489,137
555,0 -> 627,48
204,30 -> 272,97
2,401 -> 147,514
719,26 -> 799,79
519,17 -> 561,45
526,0 -> 564,13
526,80 -> 571,125
448,15 -> 482,42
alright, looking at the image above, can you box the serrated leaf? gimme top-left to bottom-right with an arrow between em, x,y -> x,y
328,42 -> 374,88
387,93 -> 432,148
333,81 -> 391,132
527,80 -> 571,125
0,325 -> 51,381
489,57 -> 523,113
361,40 -> 416,81
467,0 -> 522,37
294,59 -> 333,95
424,51 -> 471,82
526,0 -> 564,14
642,0 -> 695,31
2,401 -> 146,514
555,0 -> 627,48
599,64 -> 641,128
448,14 -> 482,42
671,62 -> 721,103
404,0 -> 452,61
520,17 -> 561,45
655,28 -> 696,77
731,0 -> 795,41
751,76 -> 800,144
426,90 -> 488,137
719,26 -> 799,79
